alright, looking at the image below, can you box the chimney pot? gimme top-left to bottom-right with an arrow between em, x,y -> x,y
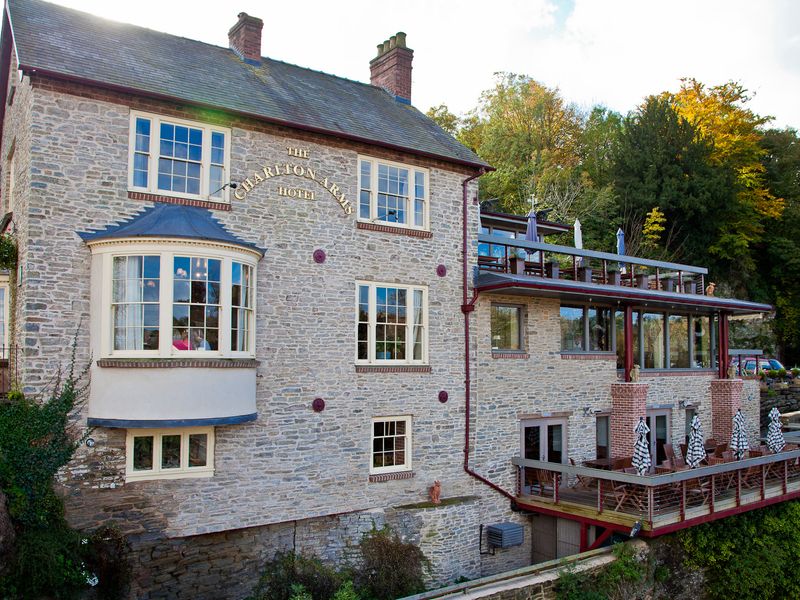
228,12 -> 264,65
370,32 -> 414,103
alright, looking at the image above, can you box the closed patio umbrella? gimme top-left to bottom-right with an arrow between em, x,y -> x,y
767,407 -> 786,453
686,415 -> 707,468
632,417 -> 652,476
574,218 -> 583,266
525,209 -> 538,242
730,409 -> 750,460
616,228 -> 625,271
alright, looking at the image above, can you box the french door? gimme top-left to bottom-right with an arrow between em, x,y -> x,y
645,410 -> 670,466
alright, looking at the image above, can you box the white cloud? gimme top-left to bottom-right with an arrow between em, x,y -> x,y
40,0 -> 800,128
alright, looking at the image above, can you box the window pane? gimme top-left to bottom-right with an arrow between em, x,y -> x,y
189,434 -> 208,467
524,426 -> 541,460
560,306 -> 584,351
596,416 -> 610,459
548,424 -> 563,463
669,315 -> 689,368
588,307 -> 611,351
693,316 -> 711,368
376,164 -> 408,224
112,255 -> 159,351
173,256 -> 220,352
161,435 -> 181,469
133,436 -> 154,471
491,305 -> 521,351
642,313 -> 665,369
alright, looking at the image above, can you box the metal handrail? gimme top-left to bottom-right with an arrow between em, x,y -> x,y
479,234 -> 708,275
512,449 -> 800,486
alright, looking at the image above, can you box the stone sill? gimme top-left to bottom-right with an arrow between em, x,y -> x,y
394,495 -> 479,510
355,365 -> 431,373
356,221 -> 433,238
97,358 -> 259,369
492,352 -> 529,359
368,471 -> 415,483
561,353 -> 616,360
638,369 -> 717,377
128,190 -> 231,211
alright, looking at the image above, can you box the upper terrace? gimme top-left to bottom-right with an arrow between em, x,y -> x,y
477,210 -> 771,380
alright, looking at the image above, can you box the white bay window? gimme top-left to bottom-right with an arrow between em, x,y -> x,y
100,242 -> 257,358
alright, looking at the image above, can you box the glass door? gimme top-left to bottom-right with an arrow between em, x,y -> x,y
645,410 -> 670,465
521,419 -> 566,493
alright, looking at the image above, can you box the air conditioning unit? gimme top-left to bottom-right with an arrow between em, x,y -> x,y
486,522 -> 524,549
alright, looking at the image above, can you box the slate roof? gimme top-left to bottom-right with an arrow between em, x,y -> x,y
6,0 -> 489,169
78,203 -> 265,255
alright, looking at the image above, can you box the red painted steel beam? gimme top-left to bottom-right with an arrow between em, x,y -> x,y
587,527 -> 614,551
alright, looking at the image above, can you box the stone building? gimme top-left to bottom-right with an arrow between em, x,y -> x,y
0,1 -> 794,598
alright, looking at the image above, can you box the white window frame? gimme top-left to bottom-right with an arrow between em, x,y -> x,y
370,416 -> 412,475
128,111 -> 232,203
125,426 -> 215,481
94,241 -> 258,359
357,155 -> 429,231
355,281 -> 428,365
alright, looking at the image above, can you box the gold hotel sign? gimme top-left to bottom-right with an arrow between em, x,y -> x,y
233,147 -> 353,214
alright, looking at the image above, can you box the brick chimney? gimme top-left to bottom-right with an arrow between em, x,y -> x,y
370,32 -> 413,103
228,12 -> 263,65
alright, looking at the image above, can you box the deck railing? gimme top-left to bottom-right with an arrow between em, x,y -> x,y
512,449 -> 800,531
478,234 -> 708,295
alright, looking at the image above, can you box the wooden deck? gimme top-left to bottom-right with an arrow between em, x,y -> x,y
512,451 -> 800,536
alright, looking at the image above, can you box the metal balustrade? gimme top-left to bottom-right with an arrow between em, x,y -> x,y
478,234 -> 708,294
512,449 -> 800,534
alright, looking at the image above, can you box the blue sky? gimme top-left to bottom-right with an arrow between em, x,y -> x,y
46,0 -> 800,129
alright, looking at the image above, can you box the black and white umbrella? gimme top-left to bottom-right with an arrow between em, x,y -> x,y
730,409 -> 750,460
632,417 -> 652,476
767,407 -> 786,453
686,415 -> 707,468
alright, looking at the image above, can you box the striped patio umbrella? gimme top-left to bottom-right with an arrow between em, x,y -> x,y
632,417 -> 652,476
686,415 -> 707,468
730,409 -> 750,460
767,407 -> 786,453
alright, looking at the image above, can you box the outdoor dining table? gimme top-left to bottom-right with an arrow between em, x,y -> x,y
583,457 -> 615,470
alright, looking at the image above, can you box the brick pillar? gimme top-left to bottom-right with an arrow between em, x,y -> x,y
610,383 -> 649,459
711,378 -> 743,443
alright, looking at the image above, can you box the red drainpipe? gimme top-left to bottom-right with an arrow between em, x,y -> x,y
460,170 -> 515,501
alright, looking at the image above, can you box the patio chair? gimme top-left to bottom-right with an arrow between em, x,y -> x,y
664,444 -> 686,468
569,458 -> 594,488
612,457 -> 632,470
679,442 -> 689,461
611,470 -> 648,512
714,443 -> 728,457
534,468 -> 560,497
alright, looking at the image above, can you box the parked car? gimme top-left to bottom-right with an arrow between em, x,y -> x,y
730,356 -> 786,376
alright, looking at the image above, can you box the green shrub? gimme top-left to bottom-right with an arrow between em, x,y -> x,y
791,367 -> 800,377
555,566 -> 604,600
677,500 -> 800,600
768,369 -> 780,379
778,368 -> 787,379
0,348 -> 117,599
250,552 -> 343,600
332,581 -> 361,600
353,527 -> 429,600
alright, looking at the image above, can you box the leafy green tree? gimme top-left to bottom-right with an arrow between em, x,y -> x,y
425,103 -> 460,137
612,95 -> 733,266
460,73 -> 584,215
758,128 -> 800,363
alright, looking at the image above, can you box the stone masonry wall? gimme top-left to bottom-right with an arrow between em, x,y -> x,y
0,67 -> 530,596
